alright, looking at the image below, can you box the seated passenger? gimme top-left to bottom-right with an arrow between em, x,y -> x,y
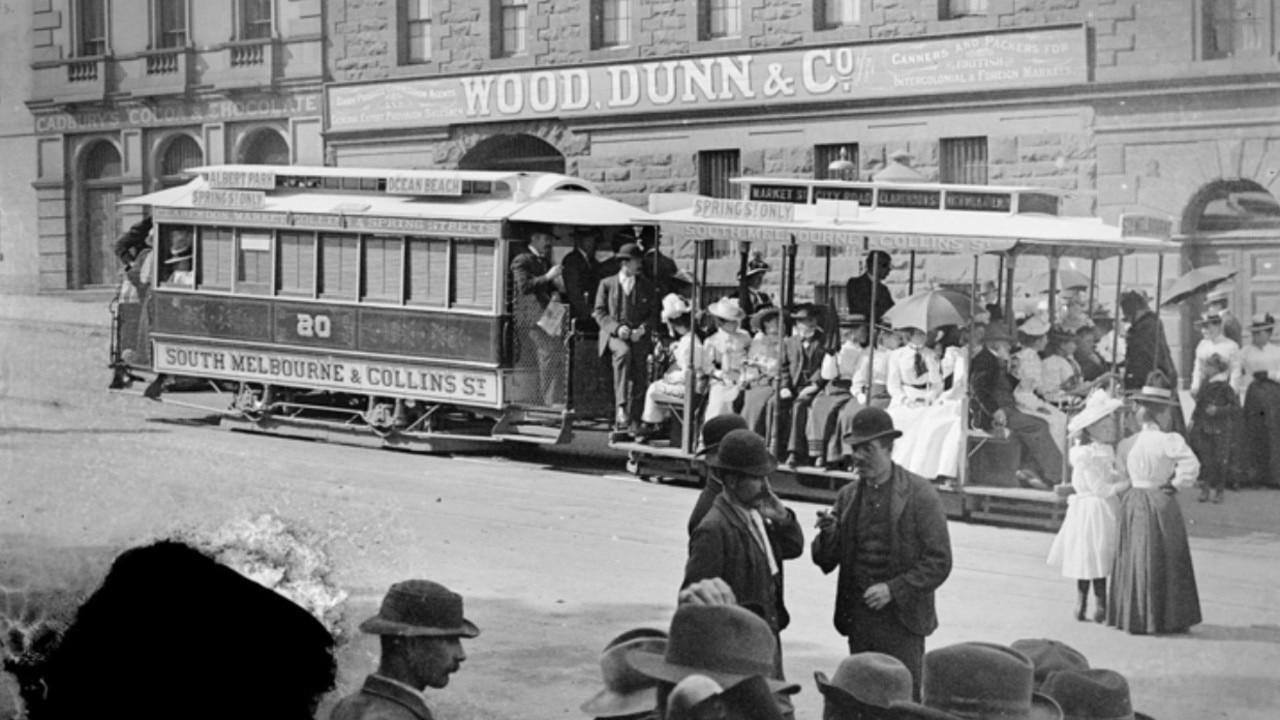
900,320 -> 987,480
808,314 -> 867,469
640,294 -> 707,439
835,324 -> 900,461
886,326 -> 942,409
161,228 -> 194,286
1074,324 -> 1111,383
970,323 -> 1064,489
1042,330 -> 1113,411
1015,316 -> 1068,454
741,307 -> 784,440
781,303 -> 828,466
703,297 -> 751,421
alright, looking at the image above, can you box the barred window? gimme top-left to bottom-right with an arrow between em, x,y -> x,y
700,0 -> 741,39
278,232 -> 316,296
815,144 -> 860,180
76,0 -> 108,56
452,240 -> 495,309
405,0 -> 433,63
407,238 -> 449,306
941,137 -> 988,185
319,234 -> 359,300
363,236 -> 404,302
592,0 -> 631,48
497,0 -> 528,57
240,0 -> 273,40
699,149 -> 740,199
197,228 -> 233,290
942,0 -> 988,18
1203,0 -> 1267,59
819,0 -> 860,29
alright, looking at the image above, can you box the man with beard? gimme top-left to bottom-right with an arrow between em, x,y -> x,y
331,580 -> 479,720
811,407 -> 952,701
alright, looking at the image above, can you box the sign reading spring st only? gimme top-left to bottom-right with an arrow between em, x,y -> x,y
326,26 -> 1086,132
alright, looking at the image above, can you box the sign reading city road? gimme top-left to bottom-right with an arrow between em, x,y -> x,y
327,26 -> 1086,132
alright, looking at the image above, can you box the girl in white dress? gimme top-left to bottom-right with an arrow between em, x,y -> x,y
1047,390 -> 1128,622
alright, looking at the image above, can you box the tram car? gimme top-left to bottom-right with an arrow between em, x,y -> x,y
109,165 -> 653,451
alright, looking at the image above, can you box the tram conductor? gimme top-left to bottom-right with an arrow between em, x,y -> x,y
594,243 -> 661,437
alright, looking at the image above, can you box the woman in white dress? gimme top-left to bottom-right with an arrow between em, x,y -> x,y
640,294 -> 706,431
740,307 -> 784,439
1108,373 -> 1203,635
1048,390 -> 1128,622
1014,316 -> 1068,455
702,297 -> 751,420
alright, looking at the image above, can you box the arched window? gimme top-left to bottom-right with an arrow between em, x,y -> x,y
240,129 -> 290,165
77,141 -> 124,287
159,134 -> 203,186
82,141 -> 122,180
459,134 -> 565,173
1189,180 -> 1280,234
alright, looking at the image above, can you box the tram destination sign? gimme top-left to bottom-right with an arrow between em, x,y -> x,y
327,26 -> 1086,131
154,206 -> 502,237
663,220 -> 1016,254
154,341 -> 502,407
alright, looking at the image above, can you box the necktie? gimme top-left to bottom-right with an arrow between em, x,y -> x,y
748,510 -> 779,575
914,349 -> 928,379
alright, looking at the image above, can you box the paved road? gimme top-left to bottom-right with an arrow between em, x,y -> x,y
2,312 -> 1279,719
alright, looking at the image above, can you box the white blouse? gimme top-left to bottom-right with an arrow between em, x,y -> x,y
1118,425 -> 1200,489
1191,336 -> 1241,396
1239,343 -> 1280,399
887,344 -> 942,405
1069,443 -> 1129,498
822,341 -> 864,381
706,328 -> 752,384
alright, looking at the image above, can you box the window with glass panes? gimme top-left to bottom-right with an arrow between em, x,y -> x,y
940,137 -> 988,185
498,0 -> 528,57
700,0 -> 741,39
319,234 -> 359,299
405,0 -> 433,63
407,238 -> 449,306
155,0 -> 188,48
240,0 -> 273,40
942,0 -> 988,18
593,0 -> 631,48
699,150 -> 740,199
820,0 -> 859,28
452,240 -> 495,309
1203,0 -> 1267,59
197,228 -> 234,290
237,231 -> 273,294
278,232 -> 316,296
76,0 -> 107,56
815,144 -> 860,180
363,237 -> 404,301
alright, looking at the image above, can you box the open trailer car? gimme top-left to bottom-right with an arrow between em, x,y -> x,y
109,165 -> 654,451
616,175 -> 1176,530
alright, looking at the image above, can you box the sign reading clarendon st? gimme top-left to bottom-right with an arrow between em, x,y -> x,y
154,341 -> 502,407
327,26 -> 1085,132
34,94 -> 321,135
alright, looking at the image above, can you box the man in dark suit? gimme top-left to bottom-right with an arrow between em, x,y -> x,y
781,304 -> 827,466
510,229 -> 564,406
968,324 -> 1062,488
729,254 -> 773,316
593,243 -> 661,436
559,226 -> 600,333
845,250 -> 895,325
640,231 -> 680,299
684,429 -> 804,697
812,407 -> 952,701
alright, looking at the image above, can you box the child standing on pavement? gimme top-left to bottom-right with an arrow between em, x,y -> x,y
1188,351 -> 1241,503
1047,390 -> 1128,622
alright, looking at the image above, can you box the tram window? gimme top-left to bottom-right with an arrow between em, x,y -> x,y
451,239 -> 494,309
406,238 -> 448,306
318,234 -> 359,300
196,228 -> 233,291
278,232 -> 316,296
362,236 -> 404,302
236,231 -> 273,295
156,225 -> 195,288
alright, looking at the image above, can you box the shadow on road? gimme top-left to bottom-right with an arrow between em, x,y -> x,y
0,426 -> 170,436
1162,623 -> 1280,644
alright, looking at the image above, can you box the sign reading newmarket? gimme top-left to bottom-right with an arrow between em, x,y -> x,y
327,26 -> 1085,132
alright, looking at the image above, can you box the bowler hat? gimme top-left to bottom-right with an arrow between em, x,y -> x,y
1249,312 -> 1276,333
1195,310 -> 1224,326
815,652 -> 913,712
791,303 -> 821,322
750,307 -> 782,334
1039,669 -> 1154,720
843,407 -> 903,449
1129,371 -> 1178,408
1009,639 -> 1090,688
696,414 -> 749,467
923,642 -> 1063,720
628,604 -> 800,694
580,628 -> 668,717
359,580 -> 480,637
706,429 -> 778,477
983,323 -> 1015,344
617,243 -> 644,260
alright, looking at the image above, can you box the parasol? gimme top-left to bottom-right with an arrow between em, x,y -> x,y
1161,264 -> 1238,306
882,289 -> 973,332
1026,268 -> 1091,294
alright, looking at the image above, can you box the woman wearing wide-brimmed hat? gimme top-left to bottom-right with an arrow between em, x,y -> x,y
1239,313 -> 1280,488
740,306 -> 785,442
639,294 -> 708,439
807,314 -> 867,469
1013,316 -> 1068,457
1107,372 -> 1203,635
703,297 -> 751,420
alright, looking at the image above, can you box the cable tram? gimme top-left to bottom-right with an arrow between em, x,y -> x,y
618,173 -> 1176,530
109,165 -> 655,451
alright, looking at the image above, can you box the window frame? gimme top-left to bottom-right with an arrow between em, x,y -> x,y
941,0 -> 989,20
450,238 -> 497,311
815,143 -> 860,181
406,236 -> 451,308
592,0 -> 632,49
940,136 -> 989,186
700,0 -> 742,40
153,0 -> 189,50
318,233 -> 360,301
238,0 -> 274,41
195,227 -> 234,292
1200,0 -> 1272,60
698,149 -> 741,200
75,0 -> 109,57
496,0 -> 529,58
403,0 -> 434,64
361,235 -> 406,304
817,0 -> 860,30
234,229 -> 275,296
277,231 -> 318,298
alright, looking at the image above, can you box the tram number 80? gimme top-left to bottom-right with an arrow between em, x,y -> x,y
296,313 -> 332,339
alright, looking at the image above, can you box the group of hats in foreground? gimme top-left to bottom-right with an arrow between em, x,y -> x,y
583,604 -> 1151,720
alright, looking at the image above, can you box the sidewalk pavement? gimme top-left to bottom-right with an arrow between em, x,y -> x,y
0,291 -> 115,330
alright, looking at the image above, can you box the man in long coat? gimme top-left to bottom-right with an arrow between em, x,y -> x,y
593,243 -> 661,435
1120,290 -> 1185,434
511,229 -> 565,406
812,407 -> 952,701
559,226 -> 600,333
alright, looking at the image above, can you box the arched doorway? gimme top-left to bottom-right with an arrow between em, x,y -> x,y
238,127 -> 290,165
459,134 -> 565,173
77,140 -> 123,287
157,133 -> 203,188
1184,180 -> 1280,317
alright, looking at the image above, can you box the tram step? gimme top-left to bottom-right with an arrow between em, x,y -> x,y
491,423 -> 571,445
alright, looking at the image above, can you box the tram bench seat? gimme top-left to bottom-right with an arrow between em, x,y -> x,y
650,391 -> 706,446
967,427 -> 1021,489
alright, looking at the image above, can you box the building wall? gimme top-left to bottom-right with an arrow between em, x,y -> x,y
0,6 -> 39,295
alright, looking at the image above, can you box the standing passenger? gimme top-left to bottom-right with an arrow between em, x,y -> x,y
594,243 -> 662,438
511,229 -> 565,406
560,226 -> 601,333
845,251 -> 895,326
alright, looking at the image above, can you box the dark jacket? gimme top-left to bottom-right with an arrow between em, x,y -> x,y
642,249 -> 680,297
593,273 -> 661,357
811,465 -> 952,638
510,248 -> 557,318
560,248 -> 600,327
1123,310 -> 1177,390
684,493 -> 805,634
969,347 -> 1017,429
845,274 -> 895,325
330,674 -> 434,720
114,216 -> 153,267
783,332 -> 827,393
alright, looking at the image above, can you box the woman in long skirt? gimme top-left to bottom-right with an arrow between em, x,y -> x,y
1048,390 -> 1128,622
1240,313 -> 1280,487
807,314 -> 865,468
1108,374 -> 1203,635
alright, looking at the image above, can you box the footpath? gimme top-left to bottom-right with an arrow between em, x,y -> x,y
0,291 -> 114,331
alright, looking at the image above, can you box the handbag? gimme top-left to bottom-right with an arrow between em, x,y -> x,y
537,297 -> 567,337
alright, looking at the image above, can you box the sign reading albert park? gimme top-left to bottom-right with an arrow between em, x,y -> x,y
327,26 -> 1086,132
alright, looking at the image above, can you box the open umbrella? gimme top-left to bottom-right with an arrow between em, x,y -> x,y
1026,268 -> 1091,294
1162,264 -> 1238,306
882,289 -> 972,332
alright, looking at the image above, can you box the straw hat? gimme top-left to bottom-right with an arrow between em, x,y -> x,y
1249,312 -> 1275,333
1018,316 -> 1051,337
1067,390 -> 1124,437
707,297 -> 746,322
661,293 -> 692,323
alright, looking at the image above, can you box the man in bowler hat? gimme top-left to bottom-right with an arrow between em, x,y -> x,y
594,242 -> 661,436
812,407 -> 952,700
511,229 -> 566,406
331,580 -> 480,720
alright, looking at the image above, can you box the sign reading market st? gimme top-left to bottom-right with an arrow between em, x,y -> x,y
327,26 -> 1085,132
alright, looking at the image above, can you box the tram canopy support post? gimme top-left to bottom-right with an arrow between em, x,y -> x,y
960,253 -> 981,489
996,255 -> 1005,303
1003,253 -> 1017,328
823,246 -> 832,307
862,238 -> 879,401
737,241 -> 753,315
774,235 -> 798,458
1088,258 -> 1098,312
683,239 -> 706,453
1111,253 -> 1124,382
908,251 -> 916,295
1047,255 -> 1059,326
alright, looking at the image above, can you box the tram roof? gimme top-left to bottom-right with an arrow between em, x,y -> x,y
647,193 -> 1176,260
